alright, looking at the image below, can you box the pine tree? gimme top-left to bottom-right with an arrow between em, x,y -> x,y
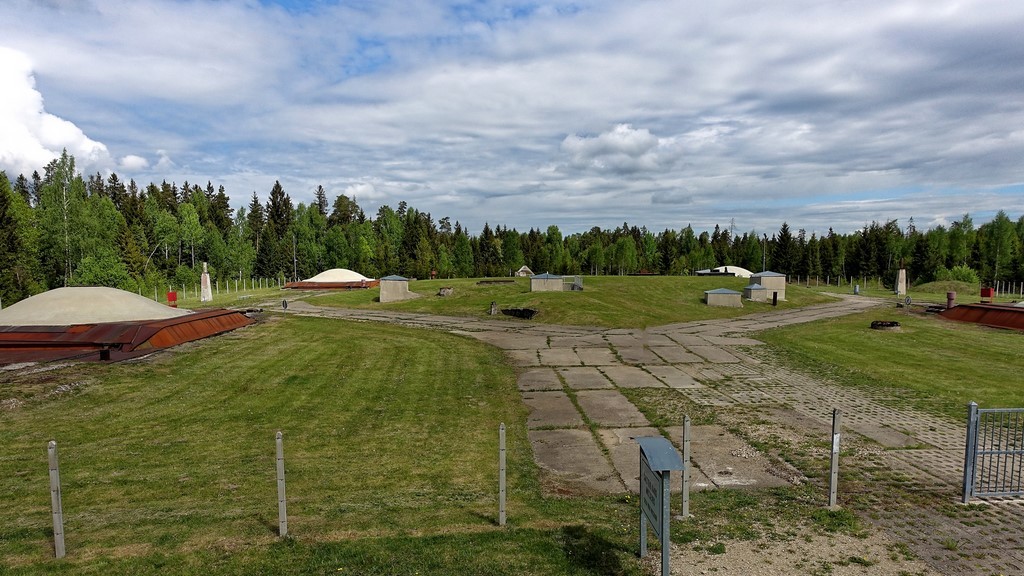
265,181 -> 293,241
314,185 -> 328,216
0,172 -> 28,303
247,191 -> 264,253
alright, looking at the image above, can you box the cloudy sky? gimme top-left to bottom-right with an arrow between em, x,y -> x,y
1,0 -> 1022,235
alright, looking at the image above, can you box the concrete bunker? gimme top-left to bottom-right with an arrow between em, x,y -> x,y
0,286 -> 254,365
284,268 -> 379,290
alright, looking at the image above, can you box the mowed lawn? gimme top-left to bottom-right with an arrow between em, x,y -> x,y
308,276 -> 836,328
0,316 -> 642,575
755,311 -> 1024,419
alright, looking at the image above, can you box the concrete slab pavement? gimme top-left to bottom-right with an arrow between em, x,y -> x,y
602,365 -> 666,388
575,389 -> 650,427
558,367 -> 614,389
529,429 -> 626,494
522,391 -> 584,428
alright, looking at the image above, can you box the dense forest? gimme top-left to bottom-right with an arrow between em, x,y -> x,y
2,151 -> 1023,305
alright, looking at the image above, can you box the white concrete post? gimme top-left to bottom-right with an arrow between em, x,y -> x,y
276,432 -> 288,536
829,409 -> 842,508
499,423 -> 507,526
681,415 -> 691,518
48,441 -> 65,558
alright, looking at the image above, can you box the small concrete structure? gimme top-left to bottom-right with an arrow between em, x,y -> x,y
704,288 -> 743,307
379,275 -> 418,303
531,272 -> 563,292
743,282 -> 768,302
895,268 -> 907,296
515,265 -> 535,277
751,271 -> 786,301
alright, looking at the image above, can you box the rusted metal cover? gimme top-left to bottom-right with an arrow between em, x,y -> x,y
0,309 -> 254,365
940,303 -> 1024,332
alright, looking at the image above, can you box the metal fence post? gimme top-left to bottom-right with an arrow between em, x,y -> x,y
681,415 -> 690,518
829,409 -> 841,508
47,441 -> 65,558
276,432 -> 288,536
962,402 -> 979,503
499,423 -> 506,526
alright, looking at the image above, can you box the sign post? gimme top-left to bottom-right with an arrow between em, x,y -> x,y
636,436 -> 684,576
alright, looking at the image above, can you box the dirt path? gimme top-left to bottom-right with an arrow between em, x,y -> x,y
281,296 -> 1022,575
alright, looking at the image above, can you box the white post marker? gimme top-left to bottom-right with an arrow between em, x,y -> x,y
680,415 -> 691,519
47,441 -> 65,558
829,409 -> 842,508
276,431 -> 288,536
499,423 -> 507,526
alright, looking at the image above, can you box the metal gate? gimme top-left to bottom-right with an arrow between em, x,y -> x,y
962,402 -> 1024,502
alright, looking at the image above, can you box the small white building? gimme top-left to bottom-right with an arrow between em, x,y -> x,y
530,272 -> 563,292
743,282 -> 768,302
515,265 -> 535,277
379,275 -> 418,303
704,288 -> 743,307
751,271 -> 786,301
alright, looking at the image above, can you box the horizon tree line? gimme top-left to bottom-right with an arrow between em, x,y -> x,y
2,151 -> 1022,306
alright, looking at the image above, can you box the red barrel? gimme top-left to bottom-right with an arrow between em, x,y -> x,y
167,291 -> 178,308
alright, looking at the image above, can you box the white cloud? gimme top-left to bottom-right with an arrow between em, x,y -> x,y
0,46 -> 109,176
561,124 -> 681,173
344,182 -> 385,202
119,154 -> 149,170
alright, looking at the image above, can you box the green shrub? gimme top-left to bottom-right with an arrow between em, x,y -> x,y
934,264 -> 980,284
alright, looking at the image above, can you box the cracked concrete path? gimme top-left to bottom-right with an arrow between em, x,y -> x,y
283,295 -> 883,496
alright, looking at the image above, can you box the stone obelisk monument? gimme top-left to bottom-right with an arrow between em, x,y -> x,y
200,262 -> 213,302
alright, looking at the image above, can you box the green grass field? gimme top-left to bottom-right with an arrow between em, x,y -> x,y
306,276 -> 836,328
755,311 -> 1024,419
4,275 -> 1021,574
0,316 -> 643,575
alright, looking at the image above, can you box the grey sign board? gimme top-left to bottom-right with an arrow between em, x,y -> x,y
636,436 -> 684,576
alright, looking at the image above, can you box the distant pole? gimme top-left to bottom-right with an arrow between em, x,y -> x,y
48,441 -> 66,558
276,432 -> 288,536
499,423 -> 507,526
829,409 -> 842,508
762,233 -> 768,272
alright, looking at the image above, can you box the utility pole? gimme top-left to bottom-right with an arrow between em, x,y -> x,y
762,233 -> 768,272
292,232 -> 297,282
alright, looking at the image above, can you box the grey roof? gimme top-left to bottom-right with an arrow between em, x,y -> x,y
704,288 -> 741,295
744,283 -> 766,290
531,272 -> 562,279
752,271 -> 786,277
635,436 -> 684,471
380,275 -> 408,281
